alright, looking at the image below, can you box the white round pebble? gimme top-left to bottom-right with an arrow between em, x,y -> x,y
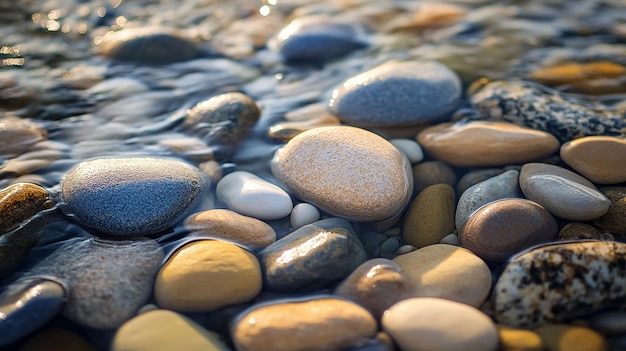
290,203 -> 321,229
216,171 -> 293,220
390,139 -> 424,164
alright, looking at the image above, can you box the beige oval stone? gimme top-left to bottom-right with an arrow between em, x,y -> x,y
184,209 -> 276,252
496,325 -> 544,351
412,161 -> 457,193
402,184 -> 456,248
417,121 -> 559,167
271,126 -> 412,222
561,136 -> 626,184
232,297 -> 377,351
392,244 -> 491,307
0,183 -> 52,235
155,240 -> 262,312
534,324 -> 607,351
112,309 -> 229,351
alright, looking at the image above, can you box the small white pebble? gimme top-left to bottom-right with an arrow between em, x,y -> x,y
440,233 -> 461,246
396,244 -> 417,255
390,139 -> 424,164
290,202 -> 321,229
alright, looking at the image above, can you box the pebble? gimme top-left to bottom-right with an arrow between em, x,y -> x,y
439,233 -> 460,246
558,222 -> 614,241
455,170 -> 521,229
529,61 -> 626,95
258,218 -> 367,292
389,139 -> 424,164
560,136 -> 626,184
379,236 -> 400,259
20,328 -> 98,351
268,115 -> 341,142
459,198 -> 558,262
0,183 -> 52,235
493,241 -> 626,328
534,324 -> 607,351
359,230 -> 389,259
289,202 -> 320,230
154,240 -> 262,312
271,126 -> 412,223
61,157 -> 208,236
328,60 -> 461,127
456,168 -> 508,195
0,117 -> 47,157
184,209 -> 276,252
232,296 -> 377,351
411,160 -> 457,193
392,244 -> 491,307
519,163 -> 611,221
593,187 -> 626,236
496,325 -> 544,351
112,309 -> 230,351
402,184 -> 456,248
382,297 -> 499,351
216,171 -> 293,221
416,121 -> 560,167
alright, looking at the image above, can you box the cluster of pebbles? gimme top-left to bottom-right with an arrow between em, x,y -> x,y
1,0 -> 626,350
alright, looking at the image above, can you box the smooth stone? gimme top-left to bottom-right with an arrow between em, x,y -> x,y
558,222 -> 614,241
529,61 -> 626,95
392,244 -> 491,307
232,296 -> 377,351
184,209 -> 276,252
493,241 -> 626,328
593,187 -> 626,235
534,324 -> 607,351
155,240 -> 262,312
402,184 -> 456,248
359,230 -> 389,259
439,233 -> 460,246
589,311 -> 626,335
334,258 -> 412,319
379,237 -> 400,259
459,198 -> 558,262
412,161 -> 457,193
259,218 -> 367,292
0,117 -> 46,157
61,157 -> 208,236
0,183 -> 52,235
271,126 -> 412,223
24,238 -> 164,329
456,168 -> 507,195
561,136 -> 626,184
455,170 -> 521,229
497,325 -> 544,351
112,309 -> 229,351
417,121 -> 560,167
216,171 -> 293,221
268,115 -> 341,142
390,139 -> 424,164
382,297 -> 499,351
289,202 -> 321,230
329,60 -> 461,127
20,328 -> 98,351
519,163 -> 611,221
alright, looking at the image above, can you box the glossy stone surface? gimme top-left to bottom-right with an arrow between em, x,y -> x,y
560,136 -> 626,184
0,182 -> 52,235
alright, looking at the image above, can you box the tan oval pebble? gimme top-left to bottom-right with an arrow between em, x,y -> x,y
0,183 -> 52,235
496,325 -> 544,351
593,187 -> 626,236
112,309 -> 229,351
417,121 -> 559,167
412,160 -> 457,193
0,117 -> 47,157
558,222 -> 614,241
155,240 -> 262,312
184,209 -> 276,252
20,328 -> 98,351
232,297 -> 377,351
561,136 -> 626,184
534,324 -> 607,351
402,184 -> 456,248
392,244 -> 491,307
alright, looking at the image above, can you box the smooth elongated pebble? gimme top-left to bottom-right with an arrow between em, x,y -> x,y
259,218 -> 367,292
560,136 -> 626,184
534,324 -> 607,351
271,126 -> 412,223
393,244 -> 491,307
496,325 -> 544,351
402,184 -> 456,248
593,187 -> 626,235
493,241 -> 626,328
455,170 -> 521,229
382,297 -> 499,351
232,296 -> 377,351
61,157 -> 208,236
520,163 -> 610,221
412,161 -> 457,193
21,328 -> 98,351
184,209 -> 276,252
155,240 -> 262,312
417,121 -> 559,167
0,117 -> 46,157
390,139 -> 424,164
329,60 -> 461,126
459,198 -> 558,262
289,202 -> 320,229
216,171 -> 293,220
112,309 -> 230,351
0,183 -> 52,235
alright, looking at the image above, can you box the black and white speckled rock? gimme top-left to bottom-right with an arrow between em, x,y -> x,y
469,80 -> 625,143
493,241 -> 626,328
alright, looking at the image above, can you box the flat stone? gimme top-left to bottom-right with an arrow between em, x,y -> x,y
412,161 -> 457,193
155,240 -> 262,312
21,328 -> 98,351
417,121 -> 560,167
0,183 -> 52,235
0,117 -> 46,157
259,218 -> 367,292
593,187 -> 626,236
392,244 -> 491,307
61,157 -> 208,236
112,309 -> 230,351
402,184 -> 456,248
232,296 -> 377,351
534,324 -> 607,351
382,297 -> 499,351
184,209 -> 276,252
519,163 -> 610,221
289,202 -> 320,230
560,136 -> 626,184
271,126 -> 412,223
329,60 -> 461,127
493,241 -> 626,328
497,325 -> 544,351
390,139 -> 424,164
216,171 -> 293,220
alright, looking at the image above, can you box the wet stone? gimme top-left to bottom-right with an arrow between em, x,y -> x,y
560,136 -> 626,185
402,184 -> 456,248
593,187 -> 626,236
0,182 -> 52,235
493,241 -> 626,328
0,117 -> 47,158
